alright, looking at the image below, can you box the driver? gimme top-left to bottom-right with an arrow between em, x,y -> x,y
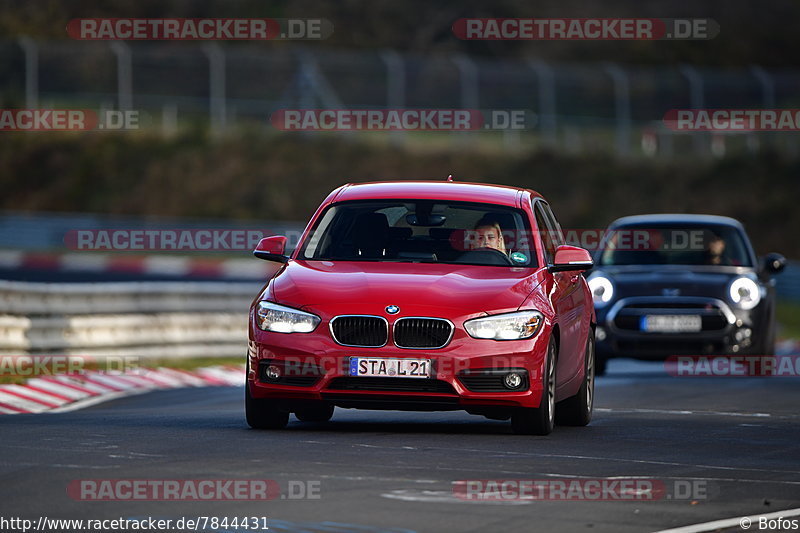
705,234 -> 727,265
470,217 -> 507,255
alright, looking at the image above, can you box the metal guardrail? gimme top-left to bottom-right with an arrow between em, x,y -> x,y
0,280 -> 261,357
1,260 -> 796,358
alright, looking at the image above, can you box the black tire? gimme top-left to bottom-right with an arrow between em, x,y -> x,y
511,336 -> 557,435
556,332 -> 595,426
295,404 -> 335,422
245,384 -> 289,429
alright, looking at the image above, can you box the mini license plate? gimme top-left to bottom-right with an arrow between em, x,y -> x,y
349,357 -> 431,378
641,315 -> 702,333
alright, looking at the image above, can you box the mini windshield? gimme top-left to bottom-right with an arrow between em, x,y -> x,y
598,223 -> 753,267
299,200 -> 537,267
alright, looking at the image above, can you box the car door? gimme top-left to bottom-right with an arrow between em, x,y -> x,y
535,201 -> 583,388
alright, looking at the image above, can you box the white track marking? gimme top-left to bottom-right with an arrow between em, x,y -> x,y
652,506 -> 800,533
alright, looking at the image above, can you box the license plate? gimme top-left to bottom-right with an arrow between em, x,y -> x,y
641,315 -> 702,333
349,357 -> 431,378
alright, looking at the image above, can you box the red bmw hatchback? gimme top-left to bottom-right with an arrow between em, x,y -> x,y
246,180 -> 596,435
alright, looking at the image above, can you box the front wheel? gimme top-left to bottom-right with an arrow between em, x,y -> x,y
556,332 -> 595,426
245,384 -> 289,429
511,336 -> 557,435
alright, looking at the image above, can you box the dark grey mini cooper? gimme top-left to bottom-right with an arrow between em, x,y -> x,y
587,214 -> 785,374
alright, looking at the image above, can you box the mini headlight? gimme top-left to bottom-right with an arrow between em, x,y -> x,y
588,275 -> 614,307
464,311 -> 543,341
255,301 -> 321,333
729,277 -> 761,310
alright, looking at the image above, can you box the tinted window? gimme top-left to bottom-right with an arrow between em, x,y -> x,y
534,202 -> 556,265
300,200 -> 537,267
540,202 -> 565,246
599,223 -> 753,267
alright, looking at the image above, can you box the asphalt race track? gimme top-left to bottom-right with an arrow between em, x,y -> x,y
1,359 -> 799,533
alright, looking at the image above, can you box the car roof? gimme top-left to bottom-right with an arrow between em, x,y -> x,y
608,213 -> 744,229
332,180 -> 543,208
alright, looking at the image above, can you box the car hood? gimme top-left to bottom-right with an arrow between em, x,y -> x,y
269,260 -> 545,318
595,265 -> 754,298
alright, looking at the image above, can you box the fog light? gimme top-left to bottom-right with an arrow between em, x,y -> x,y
596,327 -> 607,342
503,372 -> 524,390
265,365 -> 282,381
734,328 -> 753,343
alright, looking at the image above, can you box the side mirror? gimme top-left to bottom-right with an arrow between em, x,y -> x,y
761,253 -> 786,275
550,245 -> 593,272
254,236 -> 289,263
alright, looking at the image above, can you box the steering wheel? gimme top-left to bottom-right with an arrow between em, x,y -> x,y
460,247 -> 514,266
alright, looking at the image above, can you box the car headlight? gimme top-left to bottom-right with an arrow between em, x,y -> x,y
255,301 -> 320,333
588,275 -> 614,307
729,277 -> 761,310
464,310 -> 543,340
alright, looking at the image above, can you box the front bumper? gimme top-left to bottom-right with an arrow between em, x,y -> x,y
595,296 -> 759,359
247,324 -> 550,411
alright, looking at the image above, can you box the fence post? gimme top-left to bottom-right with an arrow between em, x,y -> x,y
528,59 -> 557,148
453,55 -> 479,146
109,42 -> 133,111
750,65 -> 775,108
603,62 -> 632,157
381,49 -> 406,146
679,64 -> 705,154
203,43 -> 226,134
18,37 -> 39,108
294,49 -> 343,109
750,65 -> 775,153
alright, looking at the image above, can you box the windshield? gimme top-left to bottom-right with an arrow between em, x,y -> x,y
299,200 -> 536,267
599,223 -> 753,267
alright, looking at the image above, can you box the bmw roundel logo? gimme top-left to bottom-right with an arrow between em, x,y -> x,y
385,305 -> 400,315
